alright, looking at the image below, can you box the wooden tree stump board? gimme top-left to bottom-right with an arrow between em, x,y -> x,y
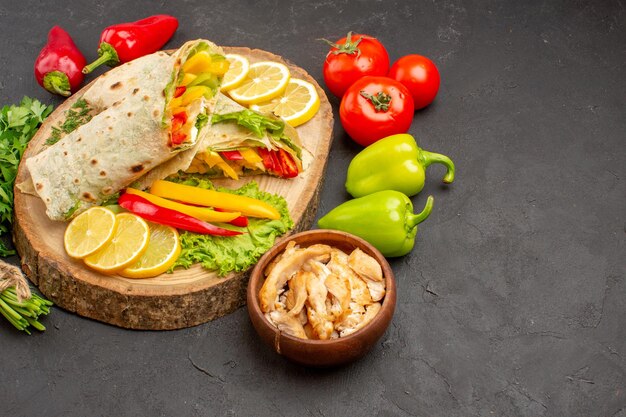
13,47 -> 334,330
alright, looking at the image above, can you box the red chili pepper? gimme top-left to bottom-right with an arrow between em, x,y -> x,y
221,150 -> 243,161
214,208 -> 249,227
118,193 -> 242,236
83,15 -> 179,74
34,26 -> 86,97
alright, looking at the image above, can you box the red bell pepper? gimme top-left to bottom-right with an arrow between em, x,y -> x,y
83,15 -> 179,74
171,132 -> 187,146
118,193 -> 242,236
277,149 -> 299,178
171,111 -> 188,132
269,151 -> 284,177
34,26 -> 86,97
257,148 -> 274,172
174,86 -> 186,98
257,147 -> 300,178
214,208 -> 249,227
221,150 -> 243,161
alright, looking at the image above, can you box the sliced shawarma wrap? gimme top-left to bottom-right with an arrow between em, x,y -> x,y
186,94 -> 305,179
19,39 -> 229,220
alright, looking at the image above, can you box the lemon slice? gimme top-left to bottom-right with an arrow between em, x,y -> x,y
64,207 -> 117,259
84,213 -> 150,274
220,54 -> 250,91
250,78 -> 320,127
228,61 -> 290,105
120,223 -> 181,279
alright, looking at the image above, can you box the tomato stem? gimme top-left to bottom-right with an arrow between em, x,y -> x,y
319,31 -> 362,56
360,91 -> 392,112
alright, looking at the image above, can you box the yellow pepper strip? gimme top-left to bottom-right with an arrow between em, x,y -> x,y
182,51 -> 213,74
125,188 -> 241,223
239,148 -> 263,164
200,151 -> 239,180
181,86 -> 212,106
180,73 -> 197,86
209,59 -> 230,76
149,180 -> 280,220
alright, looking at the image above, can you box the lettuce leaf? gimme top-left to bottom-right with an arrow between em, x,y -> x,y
211,109 -> 284,139
169,175 -> 293,276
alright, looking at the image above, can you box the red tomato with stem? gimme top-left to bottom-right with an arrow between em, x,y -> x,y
389,55 -> 440,110
322,32 -> 389,97
340,76 -> 414,146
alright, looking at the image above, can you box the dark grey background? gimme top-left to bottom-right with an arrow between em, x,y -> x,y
1,0 -> 624,416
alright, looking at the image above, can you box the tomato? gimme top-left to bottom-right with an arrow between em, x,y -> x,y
322,32 -> 389,98
340,76 -> 414,146
389,55 -> 440,110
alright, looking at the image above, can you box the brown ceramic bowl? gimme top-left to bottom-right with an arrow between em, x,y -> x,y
247,229 -> 396,367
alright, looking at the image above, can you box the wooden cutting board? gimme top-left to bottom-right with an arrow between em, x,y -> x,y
13,47 -> 334,330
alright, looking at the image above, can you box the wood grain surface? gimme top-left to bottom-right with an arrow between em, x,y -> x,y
13,47 -> 334,330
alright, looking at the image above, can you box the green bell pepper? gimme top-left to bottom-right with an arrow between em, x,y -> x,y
345,134 -> 455,198
317,191 -> 434,257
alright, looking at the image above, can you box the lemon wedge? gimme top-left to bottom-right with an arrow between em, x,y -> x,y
84,213 -> 150,274
64,207 -> 117,259
228,61 -> 290,105
220,54 -> 250,91
250,78 -> 320,127
120,223 -> 181,279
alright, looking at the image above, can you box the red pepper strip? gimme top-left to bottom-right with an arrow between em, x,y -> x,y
221,150 -> 243,161
215,208 -> 249,227
171,110 -> 188,131
270,151 -> 284,177
83,15 -> 179,74
34,26 -> 86,97
118,193 -> 242,236
171,132 -> 187,146
257,148 -> 275,172
174,86 -> 186,98
277,149 -> 299,178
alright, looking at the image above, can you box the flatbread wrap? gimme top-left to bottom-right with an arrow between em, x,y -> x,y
19,39 -> 228,220
186,94 -> 305,179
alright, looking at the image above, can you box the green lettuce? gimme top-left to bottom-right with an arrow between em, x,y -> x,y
211,109 -> 284,139
169,175 -> 293,276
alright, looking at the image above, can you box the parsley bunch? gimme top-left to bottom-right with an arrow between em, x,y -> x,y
0,97 -> 53,256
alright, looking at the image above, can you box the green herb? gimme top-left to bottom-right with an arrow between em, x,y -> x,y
279,135 -> 303,159
0,97 -> 53,256
195,113 -> 209,130
46,98 -> 92,145
212,110 -> 285,139
62,200 -> 81,220
100,192 -> 121,207
186,41 -> 210,59
169,175 -> 293,276
0,286 -> 53,334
